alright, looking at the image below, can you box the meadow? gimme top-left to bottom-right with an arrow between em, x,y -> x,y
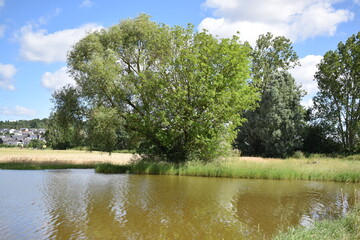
0,148 -> 133,169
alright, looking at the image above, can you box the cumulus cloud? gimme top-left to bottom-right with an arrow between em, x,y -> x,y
199,0 -> 354,43
80,0 -> 94,8
19,23 -> 102,63
290,55 -> 323,96
0,106 -> 36,117
0,63 -> 17,90
42,66 -> 75,90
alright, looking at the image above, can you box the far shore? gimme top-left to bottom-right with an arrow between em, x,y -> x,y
0,148 -> 134,165
0,148 -> 282,165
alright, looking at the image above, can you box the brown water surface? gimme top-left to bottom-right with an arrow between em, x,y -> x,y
0,169 -> 358,239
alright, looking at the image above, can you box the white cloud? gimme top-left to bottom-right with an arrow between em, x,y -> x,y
0,106 -> 36,117
290,55 -> 323,96
42,66 -> 75,90
199,0 -> 354,43
301,98 -> 314,108
80,0 -> 94,8
0,63 -> 17,90
0,0 -> 4,8
19,23 -> 102,63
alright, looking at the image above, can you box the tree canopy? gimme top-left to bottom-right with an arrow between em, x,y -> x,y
313,32 -> 360,153
46,85 -> 85,150
235,33 -> 304,158
64,14 -> 258,162
236,71 -> 305,157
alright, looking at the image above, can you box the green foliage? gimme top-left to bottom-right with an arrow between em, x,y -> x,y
292,151 -> 305,159
0,119 -> 47,129
95,158 -> 360,182
302,124 -> 342,154
236,71 -> 305,158
313,32 -> 360,153
251,32 -> 299,87
46,85 -> 85,150
0,161 -> 95,170
87,106 -> 125,153
27,139 -> 46,149
236,33 -> 303,158
67,14 -> 258,163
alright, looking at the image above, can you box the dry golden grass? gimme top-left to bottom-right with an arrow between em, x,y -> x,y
0,148 -> 134,165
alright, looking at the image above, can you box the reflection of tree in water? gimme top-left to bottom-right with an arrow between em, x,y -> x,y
232,180 -> 356,239
41,170 -> 91,239
111,175 -> 250,239
40,171 -> 357,239
42,171 -> 131,239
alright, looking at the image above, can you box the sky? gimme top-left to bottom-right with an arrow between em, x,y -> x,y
0,0 -> 359,121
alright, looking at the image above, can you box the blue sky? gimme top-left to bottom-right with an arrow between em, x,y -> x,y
0,0 -> 359,121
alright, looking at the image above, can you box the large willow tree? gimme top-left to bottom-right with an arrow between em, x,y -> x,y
66,14 -> 258,163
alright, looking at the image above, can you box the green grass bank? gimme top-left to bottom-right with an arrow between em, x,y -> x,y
0,161 -> 96,170
95,156 -> 360,183
273,203 -> 360,240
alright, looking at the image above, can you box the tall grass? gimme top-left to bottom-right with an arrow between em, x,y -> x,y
0,161 -> 95,170
273,203 -> 360,240
96,157 -> 360,183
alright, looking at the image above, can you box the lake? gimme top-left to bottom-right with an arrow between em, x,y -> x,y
0,169 -> 358,239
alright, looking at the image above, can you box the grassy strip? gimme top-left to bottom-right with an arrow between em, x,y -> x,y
96,158 -> 360,182
0,161 -> 96,170
273,204 -> 360,240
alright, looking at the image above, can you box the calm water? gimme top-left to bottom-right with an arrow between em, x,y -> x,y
0,169 -> 358,239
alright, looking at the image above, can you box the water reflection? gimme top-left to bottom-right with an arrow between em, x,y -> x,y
0,169 -> 358,239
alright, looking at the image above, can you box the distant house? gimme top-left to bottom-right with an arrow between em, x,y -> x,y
0,128 -> 46,146
29,134 -> 38,139
38,129 -> 46,134
9,129 -> 17,134
13,135 -> 26,141
0,136 -> 12,144
22,139 -> 31,146
0,136 -> 21,146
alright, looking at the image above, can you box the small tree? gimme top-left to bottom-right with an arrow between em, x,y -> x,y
46,85 -> 85,149
28,139 -> 46,149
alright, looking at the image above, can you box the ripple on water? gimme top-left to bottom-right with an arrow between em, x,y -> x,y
0,170 -> 358,240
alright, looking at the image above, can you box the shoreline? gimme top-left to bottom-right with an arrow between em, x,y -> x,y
0,148 -> 134,165
1,148 -> 359,183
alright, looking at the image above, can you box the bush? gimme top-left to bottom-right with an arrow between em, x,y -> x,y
292,151 -> 305,159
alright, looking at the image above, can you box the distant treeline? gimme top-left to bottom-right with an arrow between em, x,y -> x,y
0,119 -> 48,129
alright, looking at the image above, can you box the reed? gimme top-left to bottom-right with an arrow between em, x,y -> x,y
96,157 -> 360,183
273,203 -> 360,240
0,161 -> 95,170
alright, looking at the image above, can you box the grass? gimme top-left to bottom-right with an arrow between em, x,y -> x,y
1,147 -> 359,183
0,147 -> 133,165
0,161 -> 96,170
95,156 -> 360,183
273,203 -> 360,240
